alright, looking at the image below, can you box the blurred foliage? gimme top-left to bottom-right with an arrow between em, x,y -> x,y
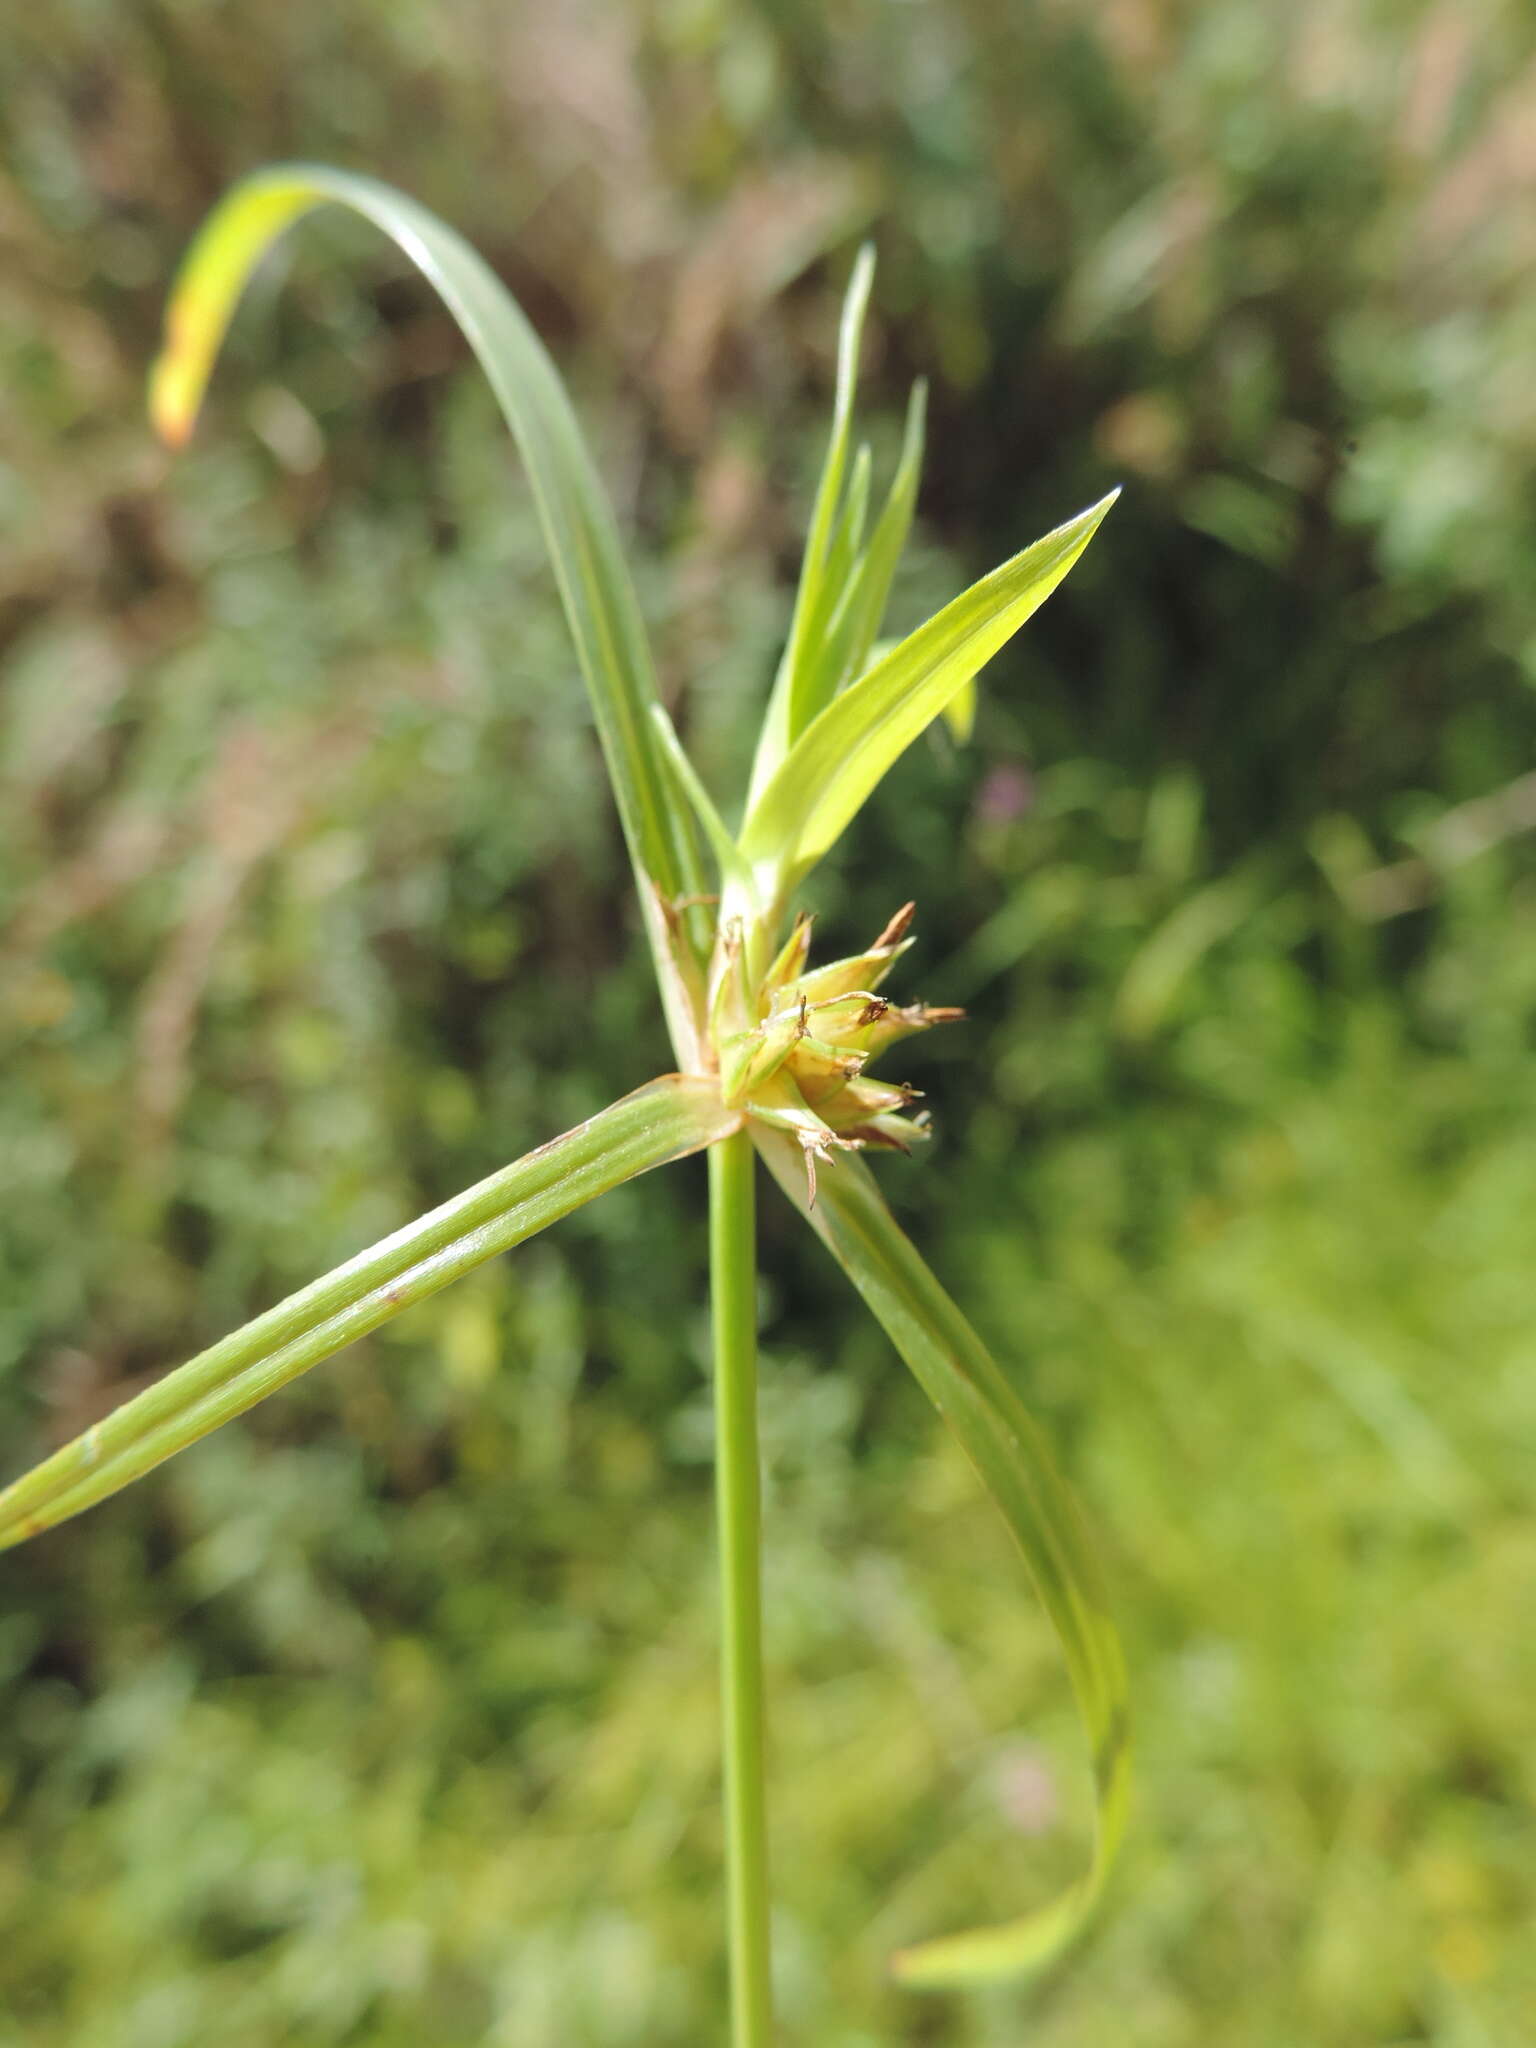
2,0 -> 1535,2042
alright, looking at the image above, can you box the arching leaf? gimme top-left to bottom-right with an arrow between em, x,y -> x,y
150,163 -> 710,1050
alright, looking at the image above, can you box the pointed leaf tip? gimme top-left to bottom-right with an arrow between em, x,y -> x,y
742,489 -> 1119,901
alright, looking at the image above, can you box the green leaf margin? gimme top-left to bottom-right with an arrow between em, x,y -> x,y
0,1076 -> 738,1550
755,1132 -> 1131,1986
148,162 -> 710,1047
741,491 -> 1118,910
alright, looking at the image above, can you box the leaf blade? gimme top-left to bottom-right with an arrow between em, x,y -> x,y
741,491 -> 1119,904
0,1077 -> 738,1549
746,243 -> 876,804
839,376 -> 927,688
149,163 -> 709,1034
649,703 -> 754,895
756,1133 -> 1130,1985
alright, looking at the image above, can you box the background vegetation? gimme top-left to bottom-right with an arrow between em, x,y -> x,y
3,2 -> 1534,2041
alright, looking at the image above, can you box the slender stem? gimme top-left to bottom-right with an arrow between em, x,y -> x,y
709,1129 -> 773,2045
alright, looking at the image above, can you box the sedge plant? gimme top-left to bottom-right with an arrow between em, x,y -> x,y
0,168 -> 1127,2039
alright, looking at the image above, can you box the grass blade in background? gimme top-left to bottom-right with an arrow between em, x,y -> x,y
755,1132 -> 1130,1986
148,164 -> 711,1044
0,1077 -> 737,1550
740,492 -> 1119,909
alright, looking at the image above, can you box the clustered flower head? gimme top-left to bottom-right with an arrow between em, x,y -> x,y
708,901 -> 962,1200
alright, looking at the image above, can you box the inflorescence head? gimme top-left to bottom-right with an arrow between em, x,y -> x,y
713,904 -> 963,1202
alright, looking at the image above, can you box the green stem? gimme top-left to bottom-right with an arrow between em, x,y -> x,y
709,1129 -> 773,2045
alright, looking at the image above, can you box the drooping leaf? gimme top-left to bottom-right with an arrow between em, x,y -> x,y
0,1077 -> 738,1550
740,492 -> 1119,910
756,1133 -> 1130,1985
148,163 -> 710,1051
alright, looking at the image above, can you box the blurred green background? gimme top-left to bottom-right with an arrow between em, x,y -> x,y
3,2 -> 1535,2042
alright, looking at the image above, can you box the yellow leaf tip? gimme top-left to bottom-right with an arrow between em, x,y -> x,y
147,353 -> 198,449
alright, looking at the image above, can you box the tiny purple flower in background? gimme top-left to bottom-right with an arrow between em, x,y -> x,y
974,760 -> 1037,827
993,1741 -> 1061,1836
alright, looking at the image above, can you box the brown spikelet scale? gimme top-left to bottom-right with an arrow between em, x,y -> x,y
872,901 -> 916,949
